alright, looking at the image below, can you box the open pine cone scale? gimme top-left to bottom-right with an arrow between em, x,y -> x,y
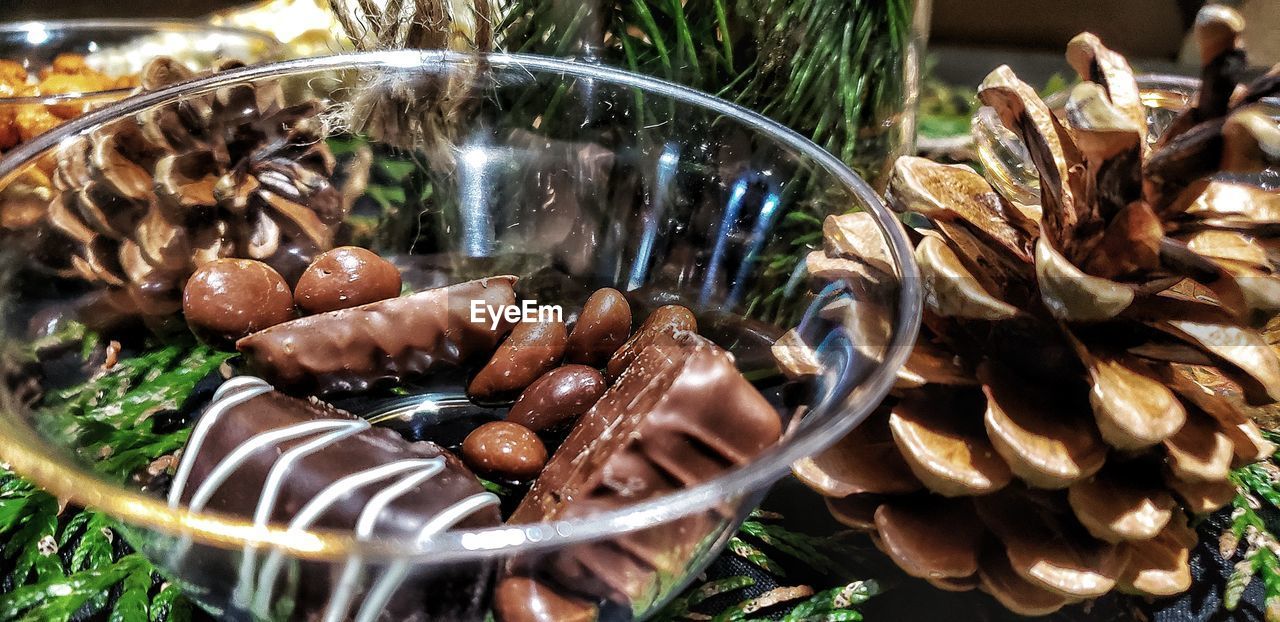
792,6 -> 1280,614
41,56 -> 345,321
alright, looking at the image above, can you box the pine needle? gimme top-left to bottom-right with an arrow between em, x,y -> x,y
0,335 -> 229,621
1225,435 -> 1280,616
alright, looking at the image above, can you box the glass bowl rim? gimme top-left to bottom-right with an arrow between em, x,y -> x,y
1040,72 -> 1201,109
0,18 -> 284,106
0,49 -> 923,562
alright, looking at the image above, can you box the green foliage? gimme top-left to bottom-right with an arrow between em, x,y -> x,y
781,581 -> 876,622
1225,442 -> 1280,617
657,512 -> 876,621
0,336 -> 230,621
1224,429 -> 1280,616
917,64 -> 978,140
37,344 -> 230,482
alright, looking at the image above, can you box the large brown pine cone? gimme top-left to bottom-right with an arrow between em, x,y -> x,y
786,7 -> 1280,615
42,56 -> 345,320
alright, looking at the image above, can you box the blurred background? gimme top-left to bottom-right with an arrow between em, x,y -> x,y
7,0 -> 1279,82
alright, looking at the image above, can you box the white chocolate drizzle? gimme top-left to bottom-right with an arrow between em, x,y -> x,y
324,461 -> 446,622
168,376 -> 274,508
353,492 -> 500,622
167,376 -> 498,620
232,420 -> 371,607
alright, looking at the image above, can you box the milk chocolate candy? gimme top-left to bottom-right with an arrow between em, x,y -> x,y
169,376 -> 500,621
564,288 -> 631,367
468,317 -> 568,401
506,365 -> 607,432
500,331 -> 782,613
237,276 -> 518,395
605,304 -> 696,379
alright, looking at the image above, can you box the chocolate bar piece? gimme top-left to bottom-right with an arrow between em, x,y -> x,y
237,276 -> 518,395
169,376 -> 500,621
500,331 -> 782,613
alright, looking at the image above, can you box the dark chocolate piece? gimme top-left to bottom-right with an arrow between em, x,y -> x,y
237,276 -> 518,395
502,331 -> 781,610
169,376 -> 500,621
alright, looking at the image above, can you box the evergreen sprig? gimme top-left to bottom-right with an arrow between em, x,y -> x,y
657,511 -> 877,621
0,334 -> 228,621
1223,432 -> 1280,620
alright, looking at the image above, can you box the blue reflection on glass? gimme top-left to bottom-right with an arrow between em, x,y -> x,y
627,143 -> 680,291
813,328 -> 855,412
727,176 -> 782,307
458,146 -> 496,257
700,171 -> 782,307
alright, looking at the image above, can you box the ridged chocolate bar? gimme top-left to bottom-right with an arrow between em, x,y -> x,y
237,276 -> 518,395
499,331 -> 782,615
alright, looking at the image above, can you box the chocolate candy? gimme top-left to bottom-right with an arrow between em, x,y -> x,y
293,246 -> 402,314
502,331 -> 781,610
182,259 -> 295,346
461,421 -> 548,480
169,376 -> 500,621
238,276 -> 518,395
605,304 -> 696,379
494,577 -> 597,622
565,288 -> 631,366
468,317 -> 568,401
506,365 -> 606,432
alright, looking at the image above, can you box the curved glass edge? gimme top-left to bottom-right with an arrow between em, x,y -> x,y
0,18 -> 284,105
0,49 -> 923,561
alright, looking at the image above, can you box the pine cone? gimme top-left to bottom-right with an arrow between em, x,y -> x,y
43,57 -> 345,319
789,7 -> 1280,615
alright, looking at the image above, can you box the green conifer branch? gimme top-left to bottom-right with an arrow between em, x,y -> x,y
0,332 -> 229,621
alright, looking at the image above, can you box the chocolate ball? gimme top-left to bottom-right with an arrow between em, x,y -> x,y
494,577 -> 597,622
183,259 -> 295,347
462,421 -> 547,480
294,246 -> 402,314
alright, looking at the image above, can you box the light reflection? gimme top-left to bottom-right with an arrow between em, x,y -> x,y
700,171 -> 782,308
24,23 -> 50,46
457,145 -> 497,257
459,527 -> 528,550
627,143 -> 680,290
176,513 -> 326,553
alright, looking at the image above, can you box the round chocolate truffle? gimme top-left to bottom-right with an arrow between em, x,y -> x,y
462,421 -> 547,480
294,246 -> 402,314
183,259 -> 295,346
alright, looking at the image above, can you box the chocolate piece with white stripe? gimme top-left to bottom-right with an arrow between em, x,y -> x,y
171,377 -> 499,621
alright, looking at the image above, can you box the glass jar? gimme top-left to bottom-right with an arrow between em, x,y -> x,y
494,0 -> 930,184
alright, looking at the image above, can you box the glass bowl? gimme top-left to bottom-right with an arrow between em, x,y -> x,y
0,19 -> 283,232
0,51 -> 920,620
0,19 -> 283,147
